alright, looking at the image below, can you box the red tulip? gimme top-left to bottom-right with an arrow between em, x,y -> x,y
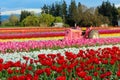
117,70 -> 120,77
0,63 -> 3,71
44,68 -> 51,76
56,76 -> 66,80
18,75 -> 26,80
27,66 -> 33,71
0,58 -> 3,63
77,71 -> 87,78
33,75 -> 39,80
7,68 -> 13,74
38,54 -> 46,59
35,69 -> 43,75
94,72 -> 98,76
84,76 -> 92,80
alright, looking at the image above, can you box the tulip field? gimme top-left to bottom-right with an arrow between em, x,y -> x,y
1,27 -> 120,80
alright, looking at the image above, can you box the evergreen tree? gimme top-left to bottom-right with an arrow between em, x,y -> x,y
49,4 -> 55,16
41,4 -> 49,14
97,1 -> 118,26
54,3 -> 61,17
61,0 -> 67,23
20,10 -> 32,22
68,0 -> 78,26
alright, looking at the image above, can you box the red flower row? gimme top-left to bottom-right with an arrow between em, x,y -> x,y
99,29 -> 120,34
0,32 -> 65,39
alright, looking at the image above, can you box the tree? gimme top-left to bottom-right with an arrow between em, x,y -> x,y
68,0 -> 78,26
118,7 -> 120,17
118,7 -> 120,23
49,4 -> 55,16
112,4 -> 119,26
9,14 -> 19,26
39,14 -> 55,26
97,1 -> 118,26
54,17 -> 63,22
41,4 -> 49,14
54,3 -> 61,17
2,20 -> 11,26
20,10 -> 32,22
21,15 -> 39,26
61,0 -> 67,23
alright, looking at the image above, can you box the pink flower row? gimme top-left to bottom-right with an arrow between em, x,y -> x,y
0,37 -> 120,53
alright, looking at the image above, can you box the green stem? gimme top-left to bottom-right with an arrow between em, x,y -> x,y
43,72 -> 47,80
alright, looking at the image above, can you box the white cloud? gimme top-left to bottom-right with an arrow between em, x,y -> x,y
115,4 -> 120,8
1,8 -> 42,15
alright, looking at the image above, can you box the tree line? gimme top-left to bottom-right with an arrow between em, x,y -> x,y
1,0 -> 120,27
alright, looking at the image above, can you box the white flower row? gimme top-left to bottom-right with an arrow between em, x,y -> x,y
0,44 -> 120,63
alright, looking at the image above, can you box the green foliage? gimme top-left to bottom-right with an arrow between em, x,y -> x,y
63,24 -> 70,27
39,14 -> 55,26
21,15 -> 39,26
61,0 -> 67,23
2,15 -> 19,26
118,7 -> 120,18
20,10 -> 32,22
2,20 -> 11,26
54,17 -> 63,23
97,1 -> 118,26
41,4 -> 49,14
9,14 -> 19,26
68,0 -> 77,26
42,1 -> 67,23
3,0 -> 119,27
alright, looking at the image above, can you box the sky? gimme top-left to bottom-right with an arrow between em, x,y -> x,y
0,0 -> 120,15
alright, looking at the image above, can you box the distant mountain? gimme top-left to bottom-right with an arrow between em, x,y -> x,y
1,8 -> 41,21
1,15 -> 20,21
1,8 -> 41,15
1,15 -> 10,21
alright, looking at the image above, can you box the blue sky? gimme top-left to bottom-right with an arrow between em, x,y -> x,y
1,0 -> 120,15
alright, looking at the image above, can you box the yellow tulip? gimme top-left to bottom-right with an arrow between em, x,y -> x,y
100,33 -> 120,38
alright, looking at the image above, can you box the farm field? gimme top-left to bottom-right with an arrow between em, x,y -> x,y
0,27 -> 120,80
0,27 -> 120,42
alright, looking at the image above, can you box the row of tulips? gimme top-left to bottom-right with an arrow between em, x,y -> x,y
1,46 -> 120,80
93,27 -> 120,30
0,27 -> 67,33
0,32 -> 65,39
100,33 -> 120,38
1,29 -> 120,39
0,27 -> 120,34
0,37 -> 64,42
0,44 -> 119,63
99,29 -> 120,34
0,37 -> 120,53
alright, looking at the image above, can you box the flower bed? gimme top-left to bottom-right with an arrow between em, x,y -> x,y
99,29 -> 120,34
0,27 -> 67,33
1,27 -> 120,80
100,33 -> 120,38
0,46 -> 120,80
0,27 -> 120,39
0,32 -> 65,39
1,44 -> 119,63
0,37 -> 120,53
0,37 -> 64,42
